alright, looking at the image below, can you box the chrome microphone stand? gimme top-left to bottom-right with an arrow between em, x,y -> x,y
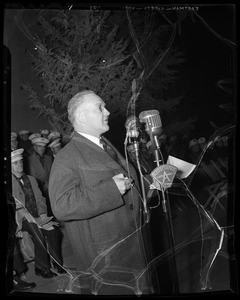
150,133 -> 180,294
128,136 -> 149,221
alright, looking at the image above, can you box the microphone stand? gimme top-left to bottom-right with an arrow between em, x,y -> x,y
131,139 -> 149,221
153,135 -> 162,167
150,132 -> 179,294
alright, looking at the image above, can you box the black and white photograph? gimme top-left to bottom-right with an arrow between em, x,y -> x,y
3,2 -> 238,297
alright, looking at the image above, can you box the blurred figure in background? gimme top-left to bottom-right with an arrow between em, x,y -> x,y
47,131 -> 61,157
11,132 -> 19,151
198,137 -> 206,151
48,138 -> 62,159
26,137 -> 53,216
18,130 -> 33,155
48,131 -> 61,142
40,129 -> 50,139
187,138 -> 201,164
11,148 -> 65,278
7,191 -> 37,291
13,242 -> 37,291
28,133 -> 41,152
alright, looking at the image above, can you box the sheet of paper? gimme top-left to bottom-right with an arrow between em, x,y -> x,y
36,216 -> 54,226
167,155 -> 196,179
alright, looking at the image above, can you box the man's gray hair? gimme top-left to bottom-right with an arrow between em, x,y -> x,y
68,90 -> 96,125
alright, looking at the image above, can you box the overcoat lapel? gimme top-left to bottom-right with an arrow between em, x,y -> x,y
71,132 -> 128,174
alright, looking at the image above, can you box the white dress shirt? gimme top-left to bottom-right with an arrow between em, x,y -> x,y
77,132 -> 103,149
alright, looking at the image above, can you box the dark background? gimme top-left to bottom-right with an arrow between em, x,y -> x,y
2,3 -> 238,295
3,3 -> 237,147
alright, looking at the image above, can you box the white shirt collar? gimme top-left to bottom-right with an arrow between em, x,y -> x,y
77,131 -> 103,148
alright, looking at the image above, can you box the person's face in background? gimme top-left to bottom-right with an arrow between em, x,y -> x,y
51,145 -> 61,155
77,94 -> 110,138
11,159 -> 23,177
11,139 -> 18,150
21,134 -> 29,141
34,145 -> 46,156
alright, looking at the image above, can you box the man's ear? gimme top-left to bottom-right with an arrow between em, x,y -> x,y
76,109 -> 86,124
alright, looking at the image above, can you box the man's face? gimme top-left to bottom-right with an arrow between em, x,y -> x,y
21,135 -> 29,141
52,145 -> 61,155
11,139 -> 18,150
34,145 -> 46,156
77,94 -> 110,137
11,159 -> 23,176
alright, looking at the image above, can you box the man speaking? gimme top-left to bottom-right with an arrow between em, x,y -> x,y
49,90 -> 153,295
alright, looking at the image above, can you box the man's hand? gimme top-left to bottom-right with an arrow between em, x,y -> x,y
112,173 -> 133,195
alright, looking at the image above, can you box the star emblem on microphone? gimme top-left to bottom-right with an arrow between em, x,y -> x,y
150,164 -> 178,190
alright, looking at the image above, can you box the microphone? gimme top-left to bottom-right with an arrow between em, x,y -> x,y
125,115 -> 140,154
139,110 -> 162,136
139,110 -> 163,166
125,115 -> 140,138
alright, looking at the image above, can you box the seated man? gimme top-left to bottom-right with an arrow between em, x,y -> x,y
7,192 -> 36,291
11,148 -> 66,278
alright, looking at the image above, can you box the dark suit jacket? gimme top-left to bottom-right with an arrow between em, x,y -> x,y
12,174 -> 48,216
49,131 -> 152,294
26,152 -> 53,196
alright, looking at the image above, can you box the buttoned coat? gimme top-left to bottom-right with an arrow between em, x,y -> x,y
26,152 -> 53,196
49,131 -> 152,294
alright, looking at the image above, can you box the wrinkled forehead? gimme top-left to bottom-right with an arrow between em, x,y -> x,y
80,94 -> 105,110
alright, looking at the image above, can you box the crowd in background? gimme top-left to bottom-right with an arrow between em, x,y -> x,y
9,129 -> 66,291
8,126 -> 230,291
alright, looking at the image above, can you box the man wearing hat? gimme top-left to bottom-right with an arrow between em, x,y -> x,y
48,131 -> 61,142
40,129 -> 49,139
48,138 -> 62,159
19,130 -> 30,139
26,137 -> 53,215
28,133 -> 41,141
46,131 -> 61,157
18,130 -> 33,155
11,148 -> 65,277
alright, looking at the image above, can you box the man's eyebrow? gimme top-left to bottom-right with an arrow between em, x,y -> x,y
95,102 -> 105,107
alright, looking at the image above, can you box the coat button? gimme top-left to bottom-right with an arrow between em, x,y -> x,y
129,204 -> 133,210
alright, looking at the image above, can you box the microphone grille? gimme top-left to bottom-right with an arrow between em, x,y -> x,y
139,110 -> 159,121
139,110 -> 162,136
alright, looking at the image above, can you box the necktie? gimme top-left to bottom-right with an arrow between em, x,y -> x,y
15,175 -> 39,217
37,154 -> 45,168
100,138 -> 118,162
